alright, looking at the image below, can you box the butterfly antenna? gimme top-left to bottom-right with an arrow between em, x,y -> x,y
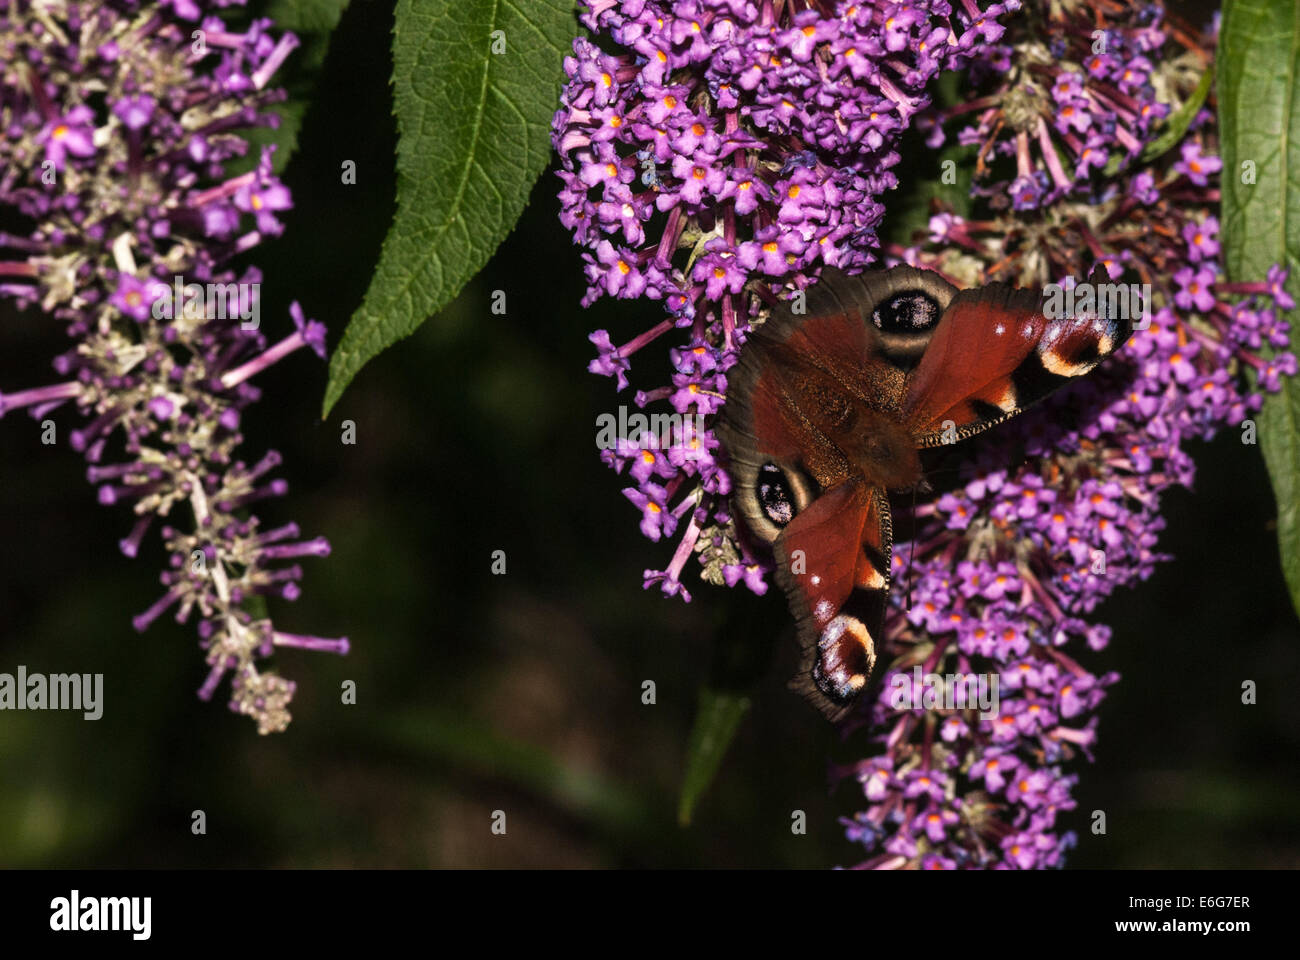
905,483 -> 917,615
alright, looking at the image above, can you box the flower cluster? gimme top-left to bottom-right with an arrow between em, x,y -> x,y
841,8 -> 1292,866
0,0 -> 344,733
555,0 -> 1021,599
560,0 -> 1296,869
934,0 -> 1184,210
844,118 -> 1294,866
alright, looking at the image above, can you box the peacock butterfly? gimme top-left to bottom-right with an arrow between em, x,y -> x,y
715,265 -> 1133,721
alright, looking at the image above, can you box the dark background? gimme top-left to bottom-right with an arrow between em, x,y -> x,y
1,0 -> 1297,868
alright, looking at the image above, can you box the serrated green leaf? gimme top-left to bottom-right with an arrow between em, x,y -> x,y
678,687 -> 751,827
321,0 -> 576,416
1219,0 -> 1300,620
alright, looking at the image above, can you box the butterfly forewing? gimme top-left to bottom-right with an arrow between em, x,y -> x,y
902,266 -> 1130,445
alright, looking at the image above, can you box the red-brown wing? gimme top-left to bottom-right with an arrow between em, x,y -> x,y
718,311 -> 869,548
771,479 -> 892,722
902,266 -> 1131,446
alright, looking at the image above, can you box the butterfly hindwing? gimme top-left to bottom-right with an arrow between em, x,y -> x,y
902,265 -> 1130,445
716,309 -> 864,548
771,480 -> 892,722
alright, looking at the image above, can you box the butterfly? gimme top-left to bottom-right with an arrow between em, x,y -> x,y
715,264 -> 1133,721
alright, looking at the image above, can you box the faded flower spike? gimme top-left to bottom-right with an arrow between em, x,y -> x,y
0,0 -> 344,733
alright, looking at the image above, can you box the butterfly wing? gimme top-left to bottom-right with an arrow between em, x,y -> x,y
902,265 -> 1132,445
771,479 -> 892,721
717,303 -> 864,552
718,268 -> 954,717
718,264 -> 1133,721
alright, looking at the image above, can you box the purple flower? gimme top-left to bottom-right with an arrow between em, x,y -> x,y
1173,139 -> 1223,186
1173,265 -> 1218,312
1183,216 -> 1220,262
39,106 -> 97,168
588,330 -> 632,390
1130,170 -> 1160,204
1267,264 -> 1296,310
935,1 -> 1172,210
555,0 -> 1018,605
112,94 -> 157,131
109,274 -> 156,322
723,563 -> 768,595
624,483 -> 677,542
234,179 -> 293,235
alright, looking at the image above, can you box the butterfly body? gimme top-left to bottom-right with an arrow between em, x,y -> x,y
754,342 -> 923,492
717,265 -> 1132,721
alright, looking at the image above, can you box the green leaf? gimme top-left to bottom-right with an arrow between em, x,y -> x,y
234,99 -> 309,177
1141,66 -> 1214,165
1219,0 -> 1300,619
889,139 -> 975,244
1102,67 -> 1214,178
266,0 -> 352,36
677,687 -> 751,827
381,709 -> 650,837
321,0 -> 576,416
